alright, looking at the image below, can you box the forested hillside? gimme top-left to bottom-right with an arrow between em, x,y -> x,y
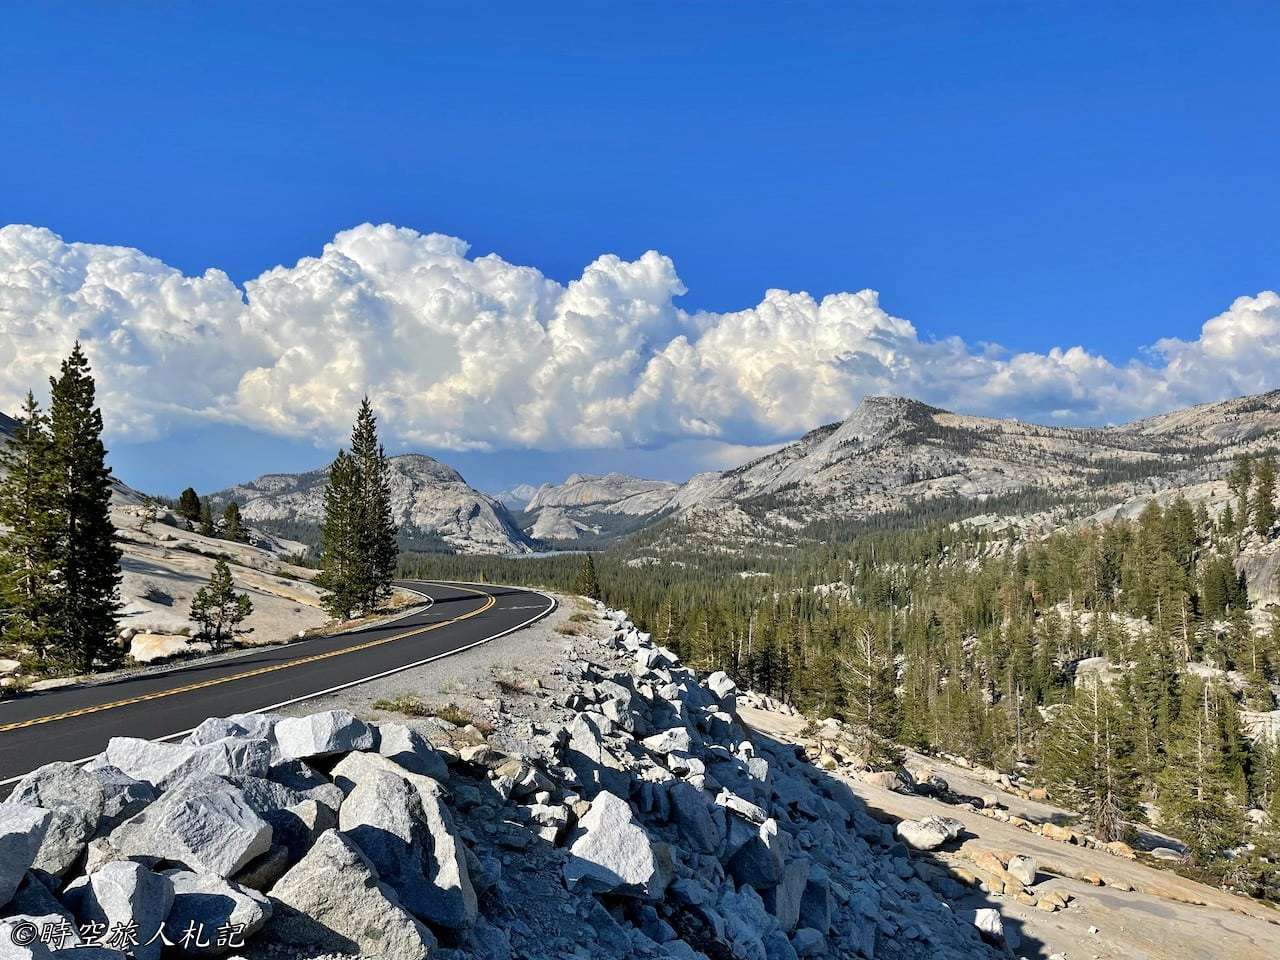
404,452 -> 1280,902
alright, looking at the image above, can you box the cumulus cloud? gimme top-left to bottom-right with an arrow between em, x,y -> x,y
1,223 -> 1277,453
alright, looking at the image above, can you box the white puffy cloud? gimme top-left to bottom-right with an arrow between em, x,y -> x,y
1,222 -> 1277,454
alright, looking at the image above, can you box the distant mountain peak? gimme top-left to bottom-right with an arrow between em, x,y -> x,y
666,388 -> 1280,539
837,394 -> 942,434
214,452 -> 532,555
387,453 -> 467,485
520,471 -> 680,544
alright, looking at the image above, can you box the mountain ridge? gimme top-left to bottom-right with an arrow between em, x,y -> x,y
639,390 -> 1280,553
214,452 -> 535,555
207,389 -> 1280,556
516,471 -> 680,546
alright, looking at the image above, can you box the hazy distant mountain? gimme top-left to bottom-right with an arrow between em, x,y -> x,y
519,472 -> 680,544
492,482 -> 539,511
215,454 -> 535,555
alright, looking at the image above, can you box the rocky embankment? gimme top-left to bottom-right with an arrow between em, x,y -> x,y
0,605 -> 1003,960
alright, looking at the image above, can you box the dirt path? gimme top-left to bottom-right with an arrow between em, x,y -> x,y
741,705 -> 1280,960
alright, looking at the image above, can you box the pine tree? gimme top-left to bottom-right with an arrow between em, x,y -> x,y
898,651 -> 935,751
177,487 -> 201,524
138,497 -> 159,533
1253,455 -> 1277,537
198,497 -> 215,536
47,344 -> 122,672
1040,678 -> 1140,840
1164,496 -> 1197,576
657,595 -> 677,652
1219,502 -> 1235,539
317,450 -> 363,620
1158,678 -> 1245,862
839,623 -> 901,768
1200,553 -> 1241,622
1232,821 -> 1280,902
1228,457 -> 1253,534
222,501 -> 247,542
349,398 -> 398,611
190,559 -> 253,649
0,393 -> 58,660
1257,738 -> 1280,823
575,554 -> 601,601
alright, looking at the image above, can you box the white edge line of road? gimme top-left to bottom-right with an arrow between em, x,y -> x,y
0,585 -> 438,714
0,581 -> 557,787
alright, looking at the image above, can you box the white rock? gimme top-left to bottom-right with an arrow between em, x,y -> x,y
667,782 -> 723,855
92,768 -> 157,833
707,671 -> 739,713
766,857 -> 810,931
894,816 -> 963,851
636,647 -> 672,672
968,907 -> 1005,944
65,862 -> 174,960
260,798 -> 335,863
1006,853 -> 1037,886
110,777 -> 272,878
162,787 -> 274,878
0,805 -> 51,907
413,773 -> 477,930
375,722 -> 448,780
8,763 -> 104,878
717,789 -> 768,825
185,714 -> 280,749
273,710 -> 375,761
338,768 -> 475,930
643,728 -> 693,755
163,871 -> 271,955
266,829 -> 436,960
564,791 -> 672,899
102,736 -> 270,789
726,816 -> 789,889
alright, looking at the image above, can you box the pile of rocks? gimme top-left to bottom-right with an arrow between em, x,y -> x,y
0,604 -> 1000,959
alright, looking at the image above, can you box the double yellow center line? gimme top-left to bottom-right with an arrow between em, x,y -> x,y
0,585 -> 494,734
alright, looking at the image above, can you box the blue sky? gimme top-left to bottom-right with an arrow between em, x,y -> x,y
3,3 -> 1279,496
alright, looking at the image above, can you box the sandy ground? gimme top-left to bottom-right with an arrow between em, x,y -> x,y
743,705 -> 1280,960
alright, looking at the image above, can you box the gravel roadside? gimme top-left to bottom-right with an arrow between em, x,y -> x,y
271,589 -> 585,728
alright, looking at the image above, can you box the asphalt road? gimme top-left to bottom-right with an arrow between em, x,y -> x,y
0,580 -> 555,786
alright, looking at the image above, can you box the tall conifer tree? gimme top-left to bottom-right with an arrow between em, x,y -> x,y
0,393 -> 58,660
47,344 -> 121,671
1158,678 -> 1245,862
198,497 -> 215,536
317,449 -> 363,620
839,623 -> 901,767
1041,679 -> 1139,840
222,501 -> 247,542
350,397 -> 398,611
1227,457 -> 1253,534
1253,455 -> 1277,537
575,554 -> 601,601
177,487 -> 201,524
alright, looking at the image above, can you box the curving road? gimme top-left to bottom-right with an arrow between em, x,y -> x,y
0,580 -> 555,786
